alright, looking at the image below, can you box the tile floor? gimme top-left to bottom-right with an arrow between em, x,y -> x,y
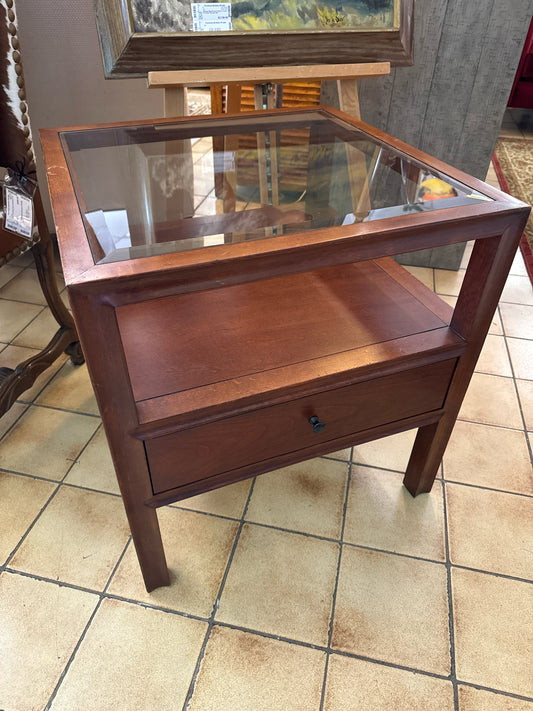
1,110 -> 532,711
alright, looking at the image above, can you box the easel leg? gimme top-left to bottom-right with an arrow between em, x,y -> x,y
337,78 -> 361,120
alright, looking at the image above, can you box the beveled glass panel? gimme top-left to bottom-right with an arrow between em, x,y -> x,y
60,111 -> 492,264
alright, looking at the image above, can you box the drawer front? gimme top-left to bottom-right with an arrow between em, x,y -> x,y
146,359 -> 456,494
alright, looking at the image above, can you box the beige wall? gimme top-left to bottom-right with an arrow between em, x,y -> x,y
16,0 -> 163,225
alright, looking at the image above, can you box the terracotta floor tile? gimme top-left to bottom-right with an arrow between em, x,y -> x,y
446,484 -> 533,579
0,405 -> 99,479
0,571 -> 97,711
507,337 -> 533,380
49,598 -> 207,711
0,263 -> 23,288
501,275 -> 533,306
458,685 -> 533,710
7,249 -> 34,267
246,458 -> 348,538
500,303 -> 533,339
352,429 -> 417,472
331,547 -> 450,675
11,305 -> 60,349
324,654 -> 454,711
64,424 -> 120,495
10,485 -> 130,590
490,308 -> 504,336
0,299 -> 42,342
443,421 -> 533,494
404,265 -> 434,290
498,124 -> 523,138
510,250 -> 529,277
0,472 -> 56,563
188,626 -> 326,711
435,268 -> 466,296
344,466 -> 445,560
0,267 -> 64,305
516,379 -> 533,431
460,241 -> 474,269
109,507 -> 238,617
452,568 -> 533,696
36,361 -> 99,415
216,524 -> 338,645
475,334 -> 513,377
459,373 -> 522,429
0,400 -> 27,439
176,478 -> 251,518
324,447 -> 352,461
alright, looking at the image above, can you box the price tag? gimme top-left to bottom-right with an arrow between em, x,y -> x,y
192,3 -> 232,32
3,185 -> 34,240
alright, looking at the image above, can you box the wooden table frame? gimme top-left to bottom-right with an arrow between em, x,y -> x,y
41,106 -> 529,592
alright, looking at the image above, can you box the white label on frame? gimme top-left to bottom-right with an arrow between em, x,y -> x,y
4,186 -> 33,239
191,3 -> 232,32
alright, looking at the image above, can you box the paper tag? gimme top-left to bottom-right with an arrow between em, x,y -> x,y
3,185 -> 33,239
191,3 -> 232,31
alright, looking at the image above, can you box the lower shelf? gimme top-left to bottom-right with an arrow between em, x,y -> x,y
117,258 -> 462,428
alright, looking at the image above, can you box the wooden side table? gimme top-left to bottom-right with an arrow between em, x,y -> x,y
41,106 -> 529,592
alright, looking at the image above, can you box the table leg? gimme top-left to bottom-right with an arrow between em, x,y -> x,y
124,501 -> 170,592
404,226 -> 527,497
403,420 -> 448,496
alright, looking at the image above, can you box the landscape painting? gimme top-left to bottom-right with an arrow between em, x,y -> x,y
131,0 -> 397,33
95,0 -> 412,75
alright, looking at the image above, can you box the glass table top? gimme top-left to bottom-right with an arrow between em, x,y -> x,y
60,110 -> 492,265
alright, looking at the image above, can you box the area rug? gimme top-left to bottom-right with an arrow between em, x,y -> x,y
493,136 -> 533,283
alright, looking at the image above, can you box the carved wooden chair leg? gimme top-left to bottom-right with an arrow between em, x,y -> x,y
0,194 -> 84,417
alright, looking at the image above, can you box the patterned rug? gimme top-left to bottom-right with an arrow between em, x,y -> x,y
493,136 -> 533,283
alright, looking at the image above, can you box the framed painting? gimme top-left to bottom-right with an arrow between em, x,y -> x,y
95,0 -> 414,77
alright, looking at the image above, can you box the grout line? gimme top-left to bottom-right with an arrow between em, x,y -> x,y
43,597 -> 104,711
442,477 -> 533,500
447,563 -> 533,586
3,483 -> 62,569
319,458 -> 353,711
42,532 -> 133,710
180,477 -> 258,710
21,400 -> 101,419
442,474 -> 459,710
497,315 -> 533,467
456,680 -> 533,704
0,402 -> 30,444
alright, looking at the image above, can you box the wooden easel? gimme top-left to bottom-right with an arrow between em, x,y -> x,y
147,63 -> 390,231
148,62 -> 391,119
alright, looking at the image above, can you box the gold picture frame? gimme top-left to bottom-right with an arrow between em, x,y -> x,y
95,0 -> 414,77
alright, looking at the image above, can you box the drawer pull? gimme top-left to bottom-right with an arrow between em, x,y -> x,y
309,415 -> 326,433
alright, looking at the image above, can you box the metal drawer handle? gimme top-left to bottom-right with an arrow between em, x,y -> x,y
309,415 -> 326,433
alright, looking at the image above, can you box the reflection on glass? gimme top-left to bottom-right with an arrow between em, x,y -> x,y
60,113 -> 492,265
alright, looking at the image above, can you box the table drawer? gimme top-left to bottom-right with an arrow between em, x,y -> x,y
145,359 -> 456,495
